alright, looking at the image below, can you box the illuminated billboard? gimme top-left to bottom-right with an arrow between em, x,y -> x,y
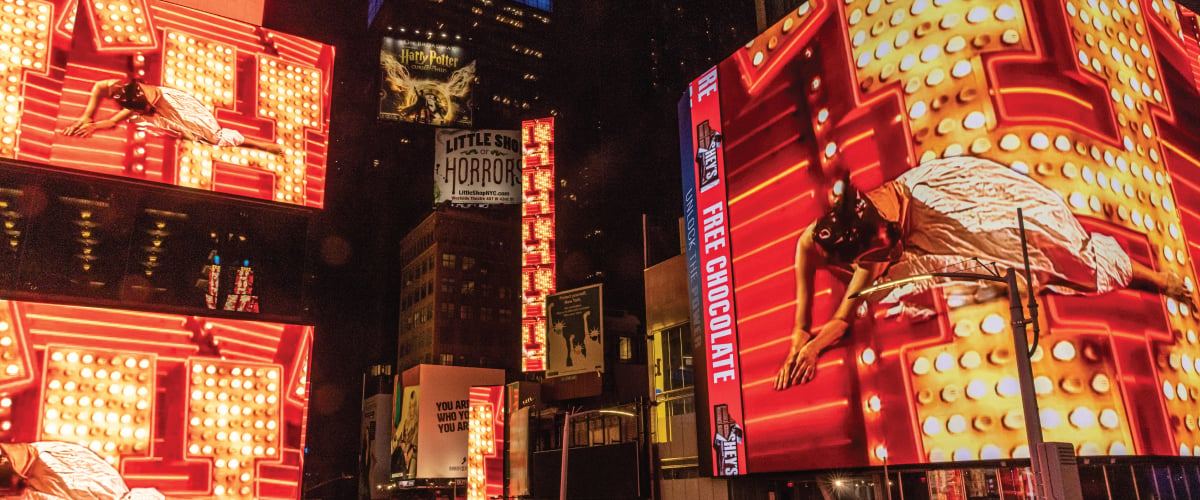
546,283 -> 604,378
681,0 -> 1200,474
389,365 -> 504,479
521,117 -> 555,372
379,38 -> 474,127
1,0 -> 332,208
435,128 -> 522,205
0,299 -> 312,498
466,385 -> 504,500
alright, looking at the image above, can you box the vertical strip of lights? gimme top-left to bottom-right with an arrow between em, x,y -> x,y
520,118 -> 555,372
466,385 -> 504,500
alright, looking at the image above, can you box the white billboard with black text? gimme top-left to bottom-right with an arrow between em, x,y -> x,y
435,129 -> 522,205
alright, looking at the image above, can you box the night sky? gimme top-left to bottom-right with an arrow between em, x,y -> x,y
258,0 -> 755,494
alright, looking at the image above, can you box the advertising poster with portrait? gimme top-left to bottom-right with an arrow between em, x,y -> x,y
545,284 -> 604,378
379,38 -> 474,127
434,128 -> 522,205
681,0 -> 1200,475
0,299 -> 313,498
390,385 -> 420,480
390,365 -> 504,479
1,0 -> 333,209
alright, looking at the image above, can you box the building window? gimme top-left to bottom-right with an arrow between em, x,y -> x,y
481,307 -> 493,321
461,281 -> 475,295
442,253 -> 456,268
440,353 -> 453,365
461,256 -> 475,270
619,336 -> 632,361
657,324 -> 693,393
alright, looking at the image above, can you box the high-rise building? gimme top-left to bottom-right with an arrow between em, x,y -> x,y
396,206 -> 521,373
368,0 -> 555,129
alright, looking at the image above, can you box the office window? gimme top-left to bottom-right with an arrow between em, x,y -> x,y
440,353 -> 453,365
658,324 -> 693,392
619,336 -> 632,361
461,256 -> 475,270
442,253 -> 456,268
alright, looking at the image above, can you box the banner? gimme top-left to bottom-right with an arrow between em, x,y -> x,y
435,129 -> 522,205
379,38 -> 474,127
361,394 -> 393,499
546,284 -> 604,378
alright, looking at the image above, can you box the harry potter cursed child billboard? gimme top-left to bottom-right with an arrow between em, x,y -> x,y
379,38 -> 475,127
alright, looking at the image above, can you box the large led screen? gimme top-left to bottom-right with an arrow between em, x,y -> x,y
1,0 -> 333,208
681,0 -> 1200,475
0,299 -> 313,498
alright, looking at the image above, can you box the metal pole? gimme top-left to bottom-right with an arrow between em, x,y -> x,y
1008,268 -> 1045,499
883,457 -> 892,500
559,411 -> 571,500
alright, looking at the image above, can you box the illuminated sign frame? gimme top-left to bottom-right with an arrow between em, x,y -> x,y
466,385 -> 504,500
1,0 -> 334,208
0,299 -> 312,498
520,117 -> 555,372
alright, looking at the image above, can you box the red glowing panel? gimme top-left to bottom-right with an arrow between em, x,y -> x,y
1,0 -> 332,208
521,117 -> 555,372
38,346 -> 157,465
681,0 -> 1200,474
82,0 -> 157,52
0,299 -> 312,498
466,385 -> 503,500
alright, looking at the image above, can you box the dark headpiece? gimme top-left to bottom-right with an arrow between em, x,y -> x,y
112,81 -> 153,114
812,175 -> 900,264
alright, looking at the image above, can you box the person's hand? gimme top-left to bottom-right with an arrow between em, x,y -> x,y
775,341 -> 819,390
59,119 -> 97,137
1162,271 -> 1190,300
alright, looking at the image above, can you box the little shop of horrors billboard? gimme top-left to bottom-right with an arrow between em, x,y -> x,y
434,129 -> 522,205
681,0 -> 1200,476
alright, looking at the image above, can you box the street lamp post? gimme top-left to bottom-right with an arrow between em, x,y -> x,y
559,407 -> 641,500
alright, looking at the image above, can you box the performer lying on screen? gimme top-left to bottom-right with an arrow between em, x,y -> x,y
0,441 -> 165,499
58,79 -> 283,155
774,155 -> 1190,390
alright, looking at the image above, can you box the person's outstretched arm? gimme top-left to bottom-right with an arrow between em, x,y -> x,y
775,225 -> 819,390
775,233 -> 888,389
60,79 -> 131,136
